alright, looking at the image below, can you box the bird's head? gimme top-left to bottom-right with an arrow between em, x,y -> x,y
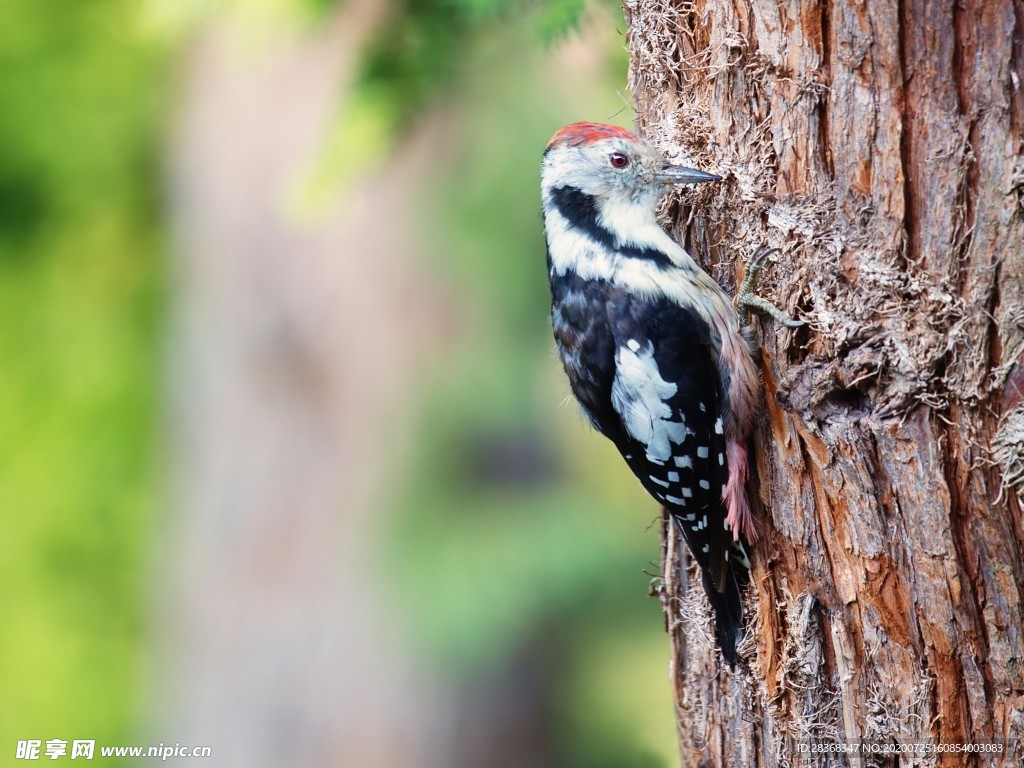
541,122 -> 719,209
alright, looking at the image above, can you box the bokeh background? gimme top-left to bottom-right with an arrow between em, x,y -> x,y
0,1 -> 679,765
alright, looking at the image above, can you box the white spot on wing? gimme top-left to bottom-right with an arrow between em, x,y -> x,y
674,456 -> 693,469
699,479 -> 710,490
611,341 -> 691,463
731,541 -> 751,569
667,471 -> 679,482
665,495 -> 685,505
697,446 -> 709,459
627,339 -> 640,352
650,476 -> 670,488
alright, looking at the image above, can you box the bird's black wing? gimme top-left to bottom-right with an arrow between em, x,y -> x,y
605,292 -> 749,662
604,292 -> 739,591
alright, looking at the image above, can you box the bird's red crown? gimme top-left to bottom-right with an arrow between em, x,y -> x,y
547,122 -> 638,149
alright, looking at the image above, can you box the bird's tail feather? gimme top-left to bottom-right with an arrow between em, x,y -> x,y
701,566 -> 745,667
670,514 -> 747,666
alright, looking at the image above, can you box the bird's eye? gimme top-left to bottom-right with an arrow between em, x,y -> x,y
609,152 -> 630,169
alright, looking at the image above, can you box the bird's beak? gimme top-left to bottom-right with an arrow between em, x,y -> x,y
653,165 -> 721,185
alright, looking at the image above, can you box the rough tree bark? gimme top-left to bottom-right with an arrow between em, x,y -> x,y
622,0 -> 1024,764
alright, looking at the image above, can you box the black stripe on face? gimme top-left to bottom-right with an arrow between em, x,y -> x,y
548,185 -> 673,268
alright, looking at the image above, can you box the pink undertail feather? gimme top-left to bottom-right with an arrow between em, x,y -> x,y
723,441 -> 757,543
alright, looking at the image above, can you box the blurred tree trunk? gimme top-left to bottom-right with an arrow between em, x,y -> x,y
157,6 -> 458,767
624,0 -> 1024,764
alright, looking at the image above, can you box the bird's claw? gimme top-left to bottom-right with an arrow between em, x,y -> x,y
736,246 -> 805,328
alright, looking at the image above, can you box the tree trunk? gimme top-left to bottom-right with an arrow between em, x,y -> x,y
623,0 -> 1024,764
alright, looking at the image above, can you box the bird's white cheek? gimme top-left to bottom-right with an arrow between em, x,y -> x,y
541,148 -> 596,192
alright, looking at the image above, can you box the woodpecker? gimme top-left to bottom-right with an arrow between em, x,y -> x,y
541,122 -> 799,664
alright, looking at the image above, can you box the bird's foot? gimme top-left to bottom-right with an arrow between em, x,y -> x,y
736,246 -> 804,328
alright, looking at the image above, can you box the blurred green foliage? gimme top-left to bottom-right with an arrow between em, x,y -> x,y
0,0 -> 167,754
302,0 -> 619,204
353,0 -> 595,132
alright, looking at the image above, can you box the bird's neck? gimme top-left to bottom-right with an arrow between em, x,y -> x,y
596,197 -> 671,253
542,183 -> 697,281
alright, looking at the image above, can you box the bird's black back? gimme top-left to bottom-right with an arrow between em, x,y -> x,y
549,265 -> 748,663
